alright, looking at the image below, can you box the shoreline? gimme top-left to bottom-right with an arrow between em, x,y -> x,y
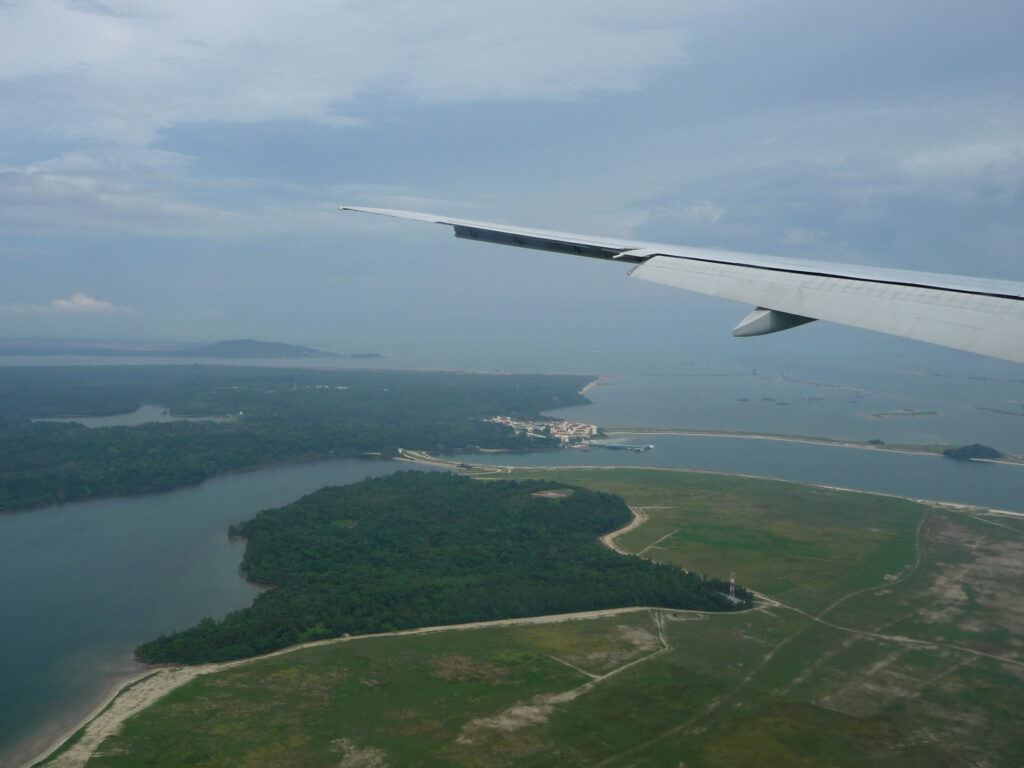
406,452 -> 1024,518
22,432 -> 1023,765
7,423 -> 1017,517
25,600 -> 739,768
17,669 -> 151,768
579,375 -> 614,395
24,456 -> 1020,766
603,428 -> 1024,466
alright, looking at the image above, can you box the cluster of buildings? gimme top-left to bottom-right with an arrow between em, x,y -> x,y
487,415 -> 599,445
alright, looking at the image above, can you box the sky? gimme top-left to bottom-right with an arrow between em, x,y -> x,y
2,0 -> 1022,375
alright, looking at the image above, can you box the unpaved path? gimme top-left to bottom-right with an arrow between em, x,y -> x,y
600,505 -> 647,553
593,502 -> 1023,768
26,485 -> 743,768
399,450 -> 1024,519
459,610 -> 674,745
33,459 -> 1010,767
29,603 -> 730,768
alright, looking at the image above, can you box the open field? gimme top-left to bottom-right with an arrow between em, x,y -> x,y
35,468 -> 1024,767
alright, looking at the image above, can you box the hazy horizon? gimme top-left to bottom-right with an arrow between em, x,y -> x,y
2,1 -> 1022,376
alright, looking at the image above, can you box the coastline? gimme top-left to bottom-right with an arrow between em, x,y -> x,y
603,428 -> 1024,466
26,601 -> 733,768
403,452 -> 1024,518
24,454 -> 1021,766
14,667 -> 147,768
579,375 -> 614,395
9,413 -> 1016,516
27,457 -> 1021,766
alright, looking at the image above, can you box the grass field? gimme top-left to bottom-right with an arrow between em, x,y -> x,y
42,468 -> 1024,767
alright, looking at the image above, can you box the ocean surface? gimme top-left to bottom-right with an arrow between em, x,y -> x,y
551,370 -> 1024,455
448,434 -> 1024,513
1,354 -> 1022,766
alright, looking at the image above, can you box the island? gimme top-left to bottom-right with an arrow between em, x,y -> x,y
942,443 -> 1003,461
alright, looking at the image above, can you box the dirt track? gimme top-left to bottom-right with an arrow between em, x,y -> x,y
30,457 -> 1017,767
26,489 -> 717,768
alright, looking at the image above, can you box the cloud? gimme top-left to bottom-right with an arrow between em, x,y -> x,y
899,140 -> 1024,180
0,1 -> 688,148
6,292 -> 131,313
679,201 -> 725,224
0,166 -> 254,236
782,227 -> 816,245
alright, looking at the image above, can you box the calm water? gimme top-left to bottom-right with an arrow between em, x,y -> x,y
32,404 -> 226,428
448,434 -> 1024,513
0,459 -> 442,768
549,372 -> 1024,455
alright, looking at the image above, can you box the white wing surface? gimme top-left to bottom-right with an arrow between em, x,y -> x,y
340,206 -> 1024,364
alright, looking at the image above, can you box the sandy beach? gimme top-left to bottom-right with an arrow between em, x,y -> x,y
580,375 -> 615,395
11,669 -> 145,768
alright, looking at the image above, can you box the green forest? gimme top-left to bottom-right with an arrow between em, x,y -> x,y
0,366 -> 591,511
136,472 -> 750,664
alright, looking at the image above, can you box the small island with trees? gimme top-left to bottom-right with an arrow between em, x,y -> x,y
942,443 -> 1003,461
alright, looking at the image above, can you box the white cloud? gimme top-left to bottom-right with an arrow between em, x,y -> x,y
900,140 -> 1024,178
0,167 -> 248,236
782,227 -> 816,245
6,292 -> 131,313
679,201 -> 725,224
0,0 -> 688,148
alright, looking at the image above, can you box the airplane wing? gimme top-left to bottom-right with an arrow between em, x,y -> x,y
340,206 -> 1024,364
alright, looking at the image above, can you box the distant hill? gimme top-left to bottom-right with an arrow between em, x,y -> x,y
0,337 -> 381,359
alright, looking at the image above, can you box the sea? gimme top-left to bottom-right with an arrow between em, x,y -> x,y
1,352 -> 1022,766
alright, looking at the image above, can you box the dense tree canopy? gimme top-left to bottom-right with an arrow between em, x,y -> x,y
0,366 -> 591,510
137,473 -> 750,664
942,443 -> 1002,461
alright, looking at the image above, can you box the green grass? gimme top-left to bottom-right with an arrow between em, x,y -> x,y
85,616 -> 656,767
498,468 -> 923,612
71,467 -> 1024,767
